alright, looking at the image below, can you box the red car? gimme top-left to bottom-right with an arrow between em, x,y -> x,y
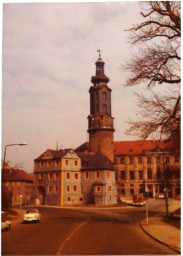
1,211 -> 12,231
133,194 -> 146,206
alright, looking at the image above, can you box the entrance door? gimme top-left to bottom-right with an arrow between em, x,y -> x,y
87,186 -> 94,204
38,186 -> 46,205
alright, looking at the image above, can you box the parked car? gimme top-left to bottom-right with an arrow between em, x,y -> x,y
133,194 -> 146,206
23,209 -> 40,223
1,211 -> 12,231
156,193 -> 165,199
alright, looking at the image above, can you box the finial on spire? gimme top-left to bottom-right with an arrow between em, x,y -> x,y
97,49 -> 101,58
56,141 -> 58,151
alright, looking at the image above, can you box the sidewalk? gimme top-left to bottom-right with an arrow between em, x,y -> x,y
141,199 -> 181,254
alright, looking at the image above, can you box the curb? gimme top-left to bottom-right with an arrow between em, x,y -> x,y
140,221 -> 181,254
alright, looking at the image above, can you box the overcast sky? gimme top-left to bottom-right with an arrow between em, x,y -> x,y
2,1 -> 148,172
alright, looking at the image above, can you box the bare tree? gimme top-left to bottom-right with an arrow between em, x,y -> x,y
1,159 -> 12,169
126,90 -> 180,148
124,1 -> 181,147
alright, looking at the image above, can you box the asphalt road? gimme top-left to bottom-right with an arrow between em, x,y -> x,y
2,200 -> 178,255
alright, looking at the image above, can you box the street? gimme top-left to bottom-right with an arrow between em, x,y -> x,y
2,200 -> 178,255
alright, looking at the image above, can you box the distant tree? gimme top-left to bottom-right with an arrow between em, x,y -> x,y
164,164 -> 180,180
124,1 -> 181,148
1,159 -> 12,170
126,90 -> 180,149
2,186 -> 11,210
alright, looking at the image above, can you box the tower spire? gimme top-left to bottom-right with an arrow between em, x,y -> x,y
97,49 -> 101,59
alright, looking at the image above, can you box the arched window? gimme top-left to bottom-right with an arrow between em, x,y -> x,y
102,91 -> 107,99
103,104 -> 107,113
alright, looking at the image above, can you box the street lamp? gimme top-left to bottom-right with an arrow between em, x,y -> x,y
2,143 -> 27,209
3,143 -> 27,170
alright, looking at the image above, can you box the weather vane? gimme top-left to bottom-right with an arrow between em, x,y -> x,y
97,49 -> 101,58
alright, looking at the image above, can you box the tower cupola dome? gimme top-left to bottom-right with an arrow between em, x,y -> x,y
91,50 -> 109,84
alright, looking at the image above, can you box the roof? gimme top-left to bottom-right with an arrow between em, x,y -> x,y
79,150 -> 114,171
34,148 -> 72,161
75,140 -> 175,156
114,140 -> 174,155
2,169 -> 33,183
75,142 -> 90,153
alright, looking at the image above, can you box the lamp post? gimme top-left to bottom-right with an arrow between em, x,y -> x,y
2,143 -> 27,209
3,143 -> 27,171
163,154 -> 169,217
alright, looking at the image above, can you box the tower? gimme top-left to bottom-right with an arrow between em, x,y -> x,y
87,51 -> 115,162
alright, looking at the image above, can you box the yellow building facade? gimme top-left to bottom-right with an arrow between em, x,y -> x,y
114,140 -> 180,199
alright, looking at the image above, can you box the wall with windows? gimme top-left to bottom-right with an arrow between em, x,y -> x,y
34,149 -> 83,206
115,153 -> 180,199
61,151 -> 83,206
80,169 -> 117,205
4,180 -> 33,206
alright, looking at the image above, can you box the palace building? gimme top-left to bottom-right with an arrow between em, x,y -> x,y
114,140 -> 180,199
33,53 -> 180,206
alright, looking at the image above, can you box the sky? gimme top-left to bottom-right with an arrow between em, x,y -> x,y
2,1 -> 149,173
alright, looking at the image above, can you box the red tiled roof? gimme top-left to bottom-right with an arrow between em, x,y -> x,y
2,169 -> 33,182
76,140 -> 174,156
114,140 -> 174,155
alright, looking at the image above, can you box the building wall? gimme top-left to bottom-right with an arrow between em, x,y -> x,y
34,149 -> 83,206
34,161 -> 61,206
80,169 -> 117,205
61,152 -> 83,205
115,153 -> 180,199
4,181 -> 33,206
89,130 -> 114,162
33,147 -> 180,205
